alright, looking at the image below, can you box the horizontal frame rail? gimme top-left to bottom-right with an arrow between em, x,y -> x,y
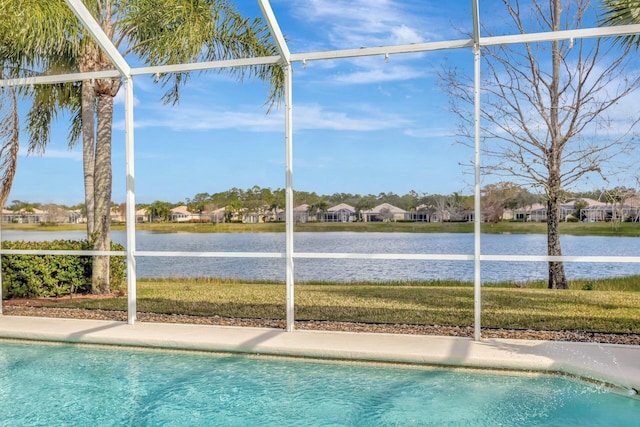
3,25 -> 640,88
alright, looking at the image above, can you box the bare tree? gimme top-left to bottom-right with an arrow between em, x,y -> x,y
434,196 -> 449,222
599,186 -> 636,221
442,0 -> 640,288
379,207 -> 394,222
42,203 -> 69,224
482,182 -> 525,223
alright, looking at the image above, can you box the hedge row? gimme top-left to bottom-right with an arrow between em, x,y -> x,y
1,240 -> 126,299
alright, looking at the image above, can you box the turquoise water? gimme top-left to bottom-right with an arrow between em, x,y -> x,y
0,341 -> 638,426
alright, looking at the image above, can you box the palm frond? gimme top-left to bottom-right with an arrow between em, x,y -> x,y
600,0 -> 640,48
25,82 -> 81,154
0,86 -> 20,209
121,0 -> 284,108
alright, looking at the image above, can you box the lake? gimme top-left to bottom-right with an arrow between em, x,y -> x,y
2,231 -> 639,283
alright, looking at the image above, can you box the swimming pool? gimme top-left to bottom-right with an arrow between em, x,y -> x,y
0,341 -> 637,426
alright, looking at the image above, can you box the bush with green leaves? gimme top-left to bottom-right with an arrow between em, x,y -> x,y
1,240 -> 126,299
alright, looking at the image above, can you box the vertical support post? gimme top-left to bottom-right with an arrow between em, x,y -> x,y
124,76 -> 137,324
257,0 -> 294,331
284,63 -> 295,332
472,0 -> 482,341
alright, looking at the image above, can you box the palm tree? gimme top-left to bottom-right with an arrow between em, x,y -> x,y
1,1 -> 78,209
2,1 -> 284,293
308,199 -> 329,222
148,200 -> 172,222
267,188 -> 285,222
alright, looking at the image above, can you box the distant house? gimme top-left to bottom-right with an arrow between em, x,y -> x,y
110,206 -> 126,223
361,203 -> 407,222
2,208 -> 13,223
1,207 -> 86,224
580,197 -> 640,222
514,202 -> 578,222
513,203 -> 547,222
206,207 -> 226,223
264,207 -> 284,222
136,208 -> 150,223
270,208 -> 287,222
511,198 -> 640,222
624,197 -> 640,222
2,208 -> 47,224
171,205 -> 199,222
409,204 -> 435,222
293,204 -> 310,223
324,203 -> 356,222
243,209 -> 263,223
68,209 -> 84,224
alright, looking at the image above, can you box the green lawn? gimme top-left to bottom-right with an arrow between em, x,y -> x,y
47,276 -> 640,333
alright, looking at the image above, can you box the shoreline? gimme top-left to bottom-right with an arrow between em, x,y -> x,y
2,220 -> 640,237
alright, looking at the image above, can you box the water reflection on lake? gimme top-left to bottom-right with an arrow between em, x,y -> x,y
2,231 -> 639,283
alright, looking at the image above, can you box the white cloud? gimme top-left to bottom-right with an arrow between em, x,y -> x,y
117,102 -> 413,133
294,103 -> 411,131
281,0 -> 445,86
285,0 -> 444,49
404,128 -> 456,139
127,106 -> 283,132
332,64 -> 425,85
113,86 -> 141,106
19,147 -> 82,161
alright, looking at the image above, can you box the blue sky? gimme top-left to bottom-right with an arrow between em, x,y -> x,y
8,0 -> 639,205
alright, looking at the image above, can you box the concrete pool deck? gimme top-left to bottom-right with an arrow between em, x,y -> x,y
0,315 -> 638,393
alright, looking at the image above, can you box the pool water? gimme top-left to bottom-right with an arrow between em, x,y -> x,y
0,341 -> 638,426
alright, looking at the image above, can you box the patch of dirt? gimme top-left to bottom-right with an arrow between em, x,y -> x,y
2,297 -> 639,346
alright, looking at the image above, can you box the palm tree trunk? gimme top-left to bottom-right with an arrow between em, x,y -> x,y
91,92 -> 113,294
81,80 -> 96,238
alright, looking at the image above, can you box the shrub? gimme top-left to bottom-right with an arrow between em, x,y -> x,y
1,240 -> 126,299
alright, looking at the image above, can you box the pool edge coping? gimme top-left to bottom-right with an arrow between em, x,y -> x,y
1,315 -> 638,394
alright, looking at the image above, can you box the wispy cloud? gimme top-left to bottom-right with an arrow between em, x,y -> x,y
282,0 -> 447,86
126,106 -> 283,132
332,64 -> 425,85
295,103 -> 411,131
404,127 -> 456,139
19,147 -> 82,161
116,102 -> 414,133
286,0 -> 442,48
113,86 -> 141,106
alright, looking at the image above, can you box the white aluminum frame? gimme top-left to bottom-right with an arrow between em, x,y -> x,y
1,1 -> 639,339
